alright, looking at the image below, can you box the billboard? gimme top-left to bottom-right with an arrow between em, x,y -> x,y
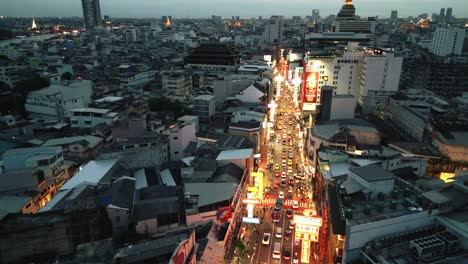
302,71 -> 319,104
216,206 -> 233,222
170,229 -> 196,264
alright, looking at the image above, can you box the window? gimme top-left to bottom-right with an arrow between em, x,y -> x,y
84,120 -> 92,125
73,146 -> 79,151
173,137 -> 178,140
174,151 -> 179,155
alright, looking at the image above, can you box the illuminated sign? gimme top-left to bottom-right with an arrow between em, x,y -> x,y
295,232 -> 318,241
302,71 -> 319,104
294,215 -> 322,226
296,225 -> 319,234
301,240 -> 310,263
242,199 -> 260,204
242,217 -> 260,224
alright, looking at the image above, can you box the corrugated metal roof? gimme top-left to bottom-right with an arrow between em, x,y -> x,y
216,148 -> 253,160
60,159 -> 118,191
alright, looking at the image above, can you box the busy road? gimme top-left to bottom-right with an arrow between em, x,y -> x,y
240,77 -> 318,264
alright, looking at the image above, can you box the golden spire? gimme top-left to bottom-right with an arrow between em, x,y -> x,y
344,0 -> 353,5
31,18 -> 38,29
165,17 -> 171,27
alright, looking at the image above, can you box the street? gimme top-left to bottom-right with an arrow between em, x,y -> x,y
237,78 -> 319,264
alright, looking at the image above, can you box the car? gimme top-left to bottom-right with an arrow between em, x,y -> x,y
281,179 -> 286,186
283,247 -> 292,260
274,164 -> 280,170
281,171 -> 287,178
289,153 -> 294,158
275,171 -> 280,177
279,191 -> 285,199
288,177 -> 294,186
282,129 -> 287,133
275,139 -> 280,144
289,220 -> 295,229
284,230 -> 292,241
292,200 -> 299,209
281,153 -> 287,159
273,181 -> 280,189
262,233 -> 271,245
287,159 -> 293,166
275,227 -> 282,238
285,209 -> 293,218
282,148 -> 287,153
282,140 -> 287,145
293,252 -> 299,264
282,134 -> 287,139
282,160 -> 287,167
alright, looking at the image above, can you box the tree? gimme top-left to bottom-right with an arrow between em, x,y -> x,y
235,240 -> 246,256
148,97 -> 185,118
14,76 -> 50,117
61,72 -> 73,80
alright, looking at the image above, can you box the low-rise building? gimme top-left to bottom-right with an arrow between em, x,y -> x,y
69,108 -> 119,128
41,135 -> 103,160
192,95 -> 215,122
25,80 -> 93,121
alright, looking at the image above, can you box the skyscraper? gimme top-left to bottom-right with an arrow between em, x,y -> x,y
429,28 -> 465,56
312,9 -> 320,22
446,8 -> 453,22
439,8 -> 445,21
336,0 -> 356,21
262,15 -> 284,45
81,0 -> 102,29
390,10 -> 398,20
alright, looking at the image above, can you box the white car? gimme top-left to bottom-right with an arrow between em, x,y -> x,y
281,172 -> 287,178
292,200 -> 299,209
293,252 -> 299,264
262,233 -> 271,245
279,191 -> 285,199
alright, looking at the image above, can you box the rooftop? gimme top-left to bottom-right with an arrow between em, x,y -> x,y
350,165 -> 396,183
184,183 -> 236,207
59,159 -> 119,191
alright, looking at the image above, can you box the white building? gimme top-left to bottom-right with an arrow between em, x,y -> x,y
234,83 -> 265,103
192,95 -> 216,122
262,16 -> 284,44
69,108 -> 119,128
429,28 -> 465,57
358,49 -> 403,113
120,70 -> 156,92
125,28 -> 138,42
162,72 -> 191,96
165,119 -> 197,161
25,80 -> 93,121
0,64 -> 25,88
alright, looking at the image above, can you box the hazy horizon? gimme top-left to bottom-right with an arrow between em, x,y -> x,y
0,0 -> 467,19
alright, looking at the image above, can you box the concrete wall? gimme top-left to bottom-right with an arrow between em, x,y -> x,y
330,96 -> 356,120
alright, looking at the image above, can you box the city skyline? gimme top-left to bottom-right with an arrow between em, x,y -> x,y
1,0 -> 467,19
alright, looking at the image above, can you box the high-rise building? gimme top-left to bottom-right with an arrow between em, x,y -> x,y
304,48 -> 402,113
312,9 -> 320,22
429,28 -> 466,56
81,0 -> 102,29
439,8 -> 445,21
446,7 -> 453,22
262,16 -> 284,45
125,28 -> 138,42
390,10 -> 398,20
336,0 -> 356,21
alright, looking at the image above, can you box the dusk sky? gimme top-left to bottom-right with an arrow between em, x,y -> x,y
0,0 -> 467,18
